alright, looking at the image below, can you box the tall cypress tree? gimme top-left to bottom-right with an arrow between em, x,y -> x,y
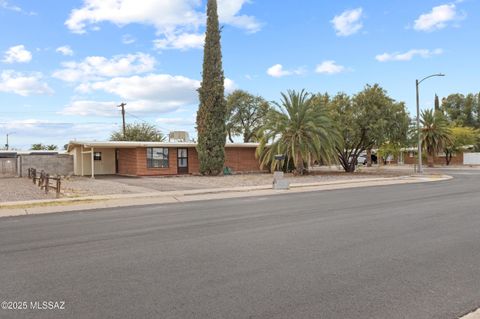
434,94 -> 440,112
196,0 -> 226,175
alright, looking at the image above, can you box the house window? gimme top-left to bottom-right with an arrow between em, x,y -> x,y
93,152 -> 102,161
147,148 -> 169,168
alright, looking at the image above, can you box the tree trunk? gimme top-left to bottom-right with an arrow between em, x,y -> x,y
295,153 -> 305,175
366,149 -> 372,167
445,151 -> 452,166
427,151 -> 435,167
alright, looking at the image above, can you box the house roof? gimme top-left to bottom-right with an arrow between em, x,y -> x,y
67,140 -> 260,152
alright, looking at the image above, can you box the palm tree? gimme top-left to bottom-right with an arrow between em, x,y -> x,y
256,90 -> 340,174
421,109 -> 453,167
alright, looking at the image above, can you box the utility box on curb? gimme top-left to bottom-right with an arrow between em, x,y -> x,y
273,171 -> 290,190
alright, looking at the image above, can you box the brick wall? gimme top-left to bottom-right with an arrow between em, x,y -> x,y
118,146 -> 262,176
403,151 -> 464,165
118,148 -> 138,176
225,147 -> 262,173
188,147 -> 200,174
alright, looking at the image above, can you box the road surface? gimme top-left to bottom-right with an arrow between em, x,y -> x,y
1,169 -> 480,318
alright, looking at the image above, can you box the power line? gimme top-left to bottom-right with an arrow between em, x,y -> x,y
125,111 -> 170,132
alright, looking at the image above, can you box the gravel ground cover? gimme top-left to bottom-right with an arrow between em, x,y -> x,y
0,168 -> 408,202
0,178 -> 56,202
60,169 -> 405,196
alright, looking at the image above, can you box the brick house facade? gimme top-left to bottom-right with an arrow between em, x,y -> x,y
68,141 -> 264,177
402,151 -> 464,166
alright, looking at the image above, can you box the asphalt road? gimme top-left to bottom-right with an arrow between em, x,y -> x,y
1,169 -> 480,319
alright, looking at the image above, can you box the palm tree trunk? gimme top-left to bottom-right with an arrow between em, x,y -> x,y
427,151 -> 434,167
295,153 -> 305,175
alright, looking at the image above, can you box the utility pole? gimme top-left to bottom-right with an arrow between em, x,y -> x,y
117,102 -> 127,138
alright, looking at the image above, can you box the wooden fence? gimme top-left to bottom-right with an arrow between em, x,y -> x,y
27,168 -> 62,198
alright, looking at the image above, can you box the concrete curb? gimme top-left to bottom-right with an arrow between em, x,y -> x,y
0,175 -> 452,218
460,309 -> 480,319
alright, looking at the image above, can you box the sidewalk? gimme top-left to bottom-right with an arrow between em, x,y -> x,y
0,174 -> 452,218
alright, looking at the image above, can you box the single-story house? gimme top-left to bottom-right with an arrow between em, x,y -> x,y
401,145 -> 477,166
67,141 -> 264,177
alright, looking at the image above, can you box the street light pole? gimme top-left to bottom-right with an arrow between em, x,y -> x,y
5,132 -> 14,150
416,73 -> 445,174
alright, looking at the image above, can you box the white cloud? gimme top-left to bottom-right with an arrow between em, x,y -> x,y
414,4 -> 461,32
315,61 -> 347,74
156,117 -> 195,126
217,0 -> 262,33
154,32 -> 205,50
65,0 -> 260,34
2,45 -> 32,63
61,101 -> 122,117
0,119 -> 117,145
375,48 -> 443,62
331,8 -> 364,36
266,64 -> 305,78
122,34 -> 136,44
0,0 -> 35,15
155,116 -> 196,135
0,70 -> 53,96
64,74 -> 236,116
224,78 -> 236,92
52,53 -> 156,82
56,45 -> 74,56
64,74 -> 200,115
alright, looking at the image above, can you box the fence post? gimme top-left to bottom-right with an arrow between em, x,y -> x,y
56,178 -> 61,198
45,174 -> 49,194
38,171 -> 44,187
32,169 -> 37,184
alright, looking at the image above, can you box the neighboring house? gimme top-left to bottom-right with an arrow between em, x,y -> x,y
401,146 -> 476,166
67,141 -> 264,177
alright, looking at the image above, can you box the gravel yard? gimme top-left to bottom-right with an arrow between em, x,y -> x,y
0,168 -> 408,202
0,178 -> 56,202
60,169 -> 405,197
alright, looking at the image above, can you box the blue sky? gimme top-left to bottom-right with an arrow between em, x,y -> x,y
0,0 -> 478,149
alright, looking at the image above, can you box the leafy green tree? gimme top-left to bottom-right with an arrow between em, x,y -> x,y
110,123 -> 165,142
442,93 -> 480,128
420,109 -> 453,167
31,143 -> 46,150
226,90 -> 271,143
46,145 -> 58,151
444,126 -> 479,165
327,84 -> 409,172
196,0 -> 226,175
434,94 -> 440,111
256,90 -> 340,175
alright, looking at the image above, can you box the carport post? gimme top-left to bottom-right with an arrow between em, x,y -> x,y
91,147 -> 95,179
81,145 -> 84,177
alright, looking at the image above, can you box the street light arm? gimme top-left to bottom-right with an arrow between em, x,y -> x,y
418,73 -> 445,85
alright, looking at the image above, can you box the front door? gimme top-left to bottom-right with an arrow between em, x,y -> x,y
177,148 -> 188,174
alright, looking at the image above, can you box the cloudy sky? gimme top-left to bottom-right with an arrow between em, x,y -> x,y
0,0 -> 478,149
